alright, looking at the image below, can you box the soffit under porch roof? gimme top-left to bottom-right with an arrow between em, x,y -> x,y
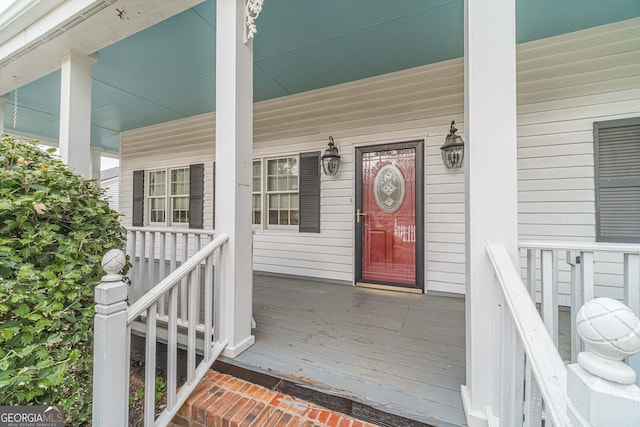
1,0 -> 639,154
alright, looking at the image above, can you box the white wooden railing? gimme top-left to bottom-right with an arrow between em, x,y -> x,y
488,243 -> 640,427
519,241 -> 640,374
92,233 -> 229,427
487,244 -> 570,426
126,227 -> 217,334
126,227 -> 217,303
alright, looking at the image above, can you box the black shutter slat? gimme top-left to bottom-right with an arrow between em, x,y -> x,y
299,152 -> 321,233
599,187 -> 640,237
132,170 -> 144,226
189,163 -> 204,229
595,118 -> 640,243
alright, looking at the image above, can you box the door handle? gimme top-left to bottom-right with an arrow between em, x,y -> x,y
356,208 -> 367,223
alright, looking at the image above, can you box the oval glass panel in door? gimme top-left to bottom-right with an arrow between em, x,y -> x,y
373,164 -> 405,213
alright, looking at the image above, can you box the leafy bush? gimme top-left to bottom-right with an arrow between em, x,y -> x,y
0,135 -> 126,424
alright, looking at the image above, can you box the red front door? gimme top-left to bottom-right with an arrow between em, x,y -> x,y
355,141 -> 423,291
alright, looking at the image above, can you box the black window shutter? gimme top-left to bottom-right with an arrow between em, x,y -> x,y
299,151 -> 321,233
132,170 -> 144,226
595,117 -> 640,243
189,163 -> 204,229
212,162 -> 216,229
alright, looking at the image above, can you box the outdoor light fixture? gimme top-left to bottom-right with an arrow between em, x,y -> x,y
440,121 -> 465,169
322,136 -> 341,176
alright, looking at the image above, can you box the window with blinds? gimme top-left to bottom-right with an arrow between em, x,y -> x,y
594,117 -> 640,243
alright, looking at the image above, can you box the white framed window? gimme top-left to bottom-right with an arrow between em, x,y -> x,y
148,170 -> 166,223
251,152 -> 320,232
170,168 -> 190,223
266,156 -> 299,227
147,167 -> 190,226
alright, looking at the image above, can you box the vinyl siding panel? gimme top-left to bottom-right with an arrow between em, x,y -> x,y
516,18 -> 640,305
101,176 -> 119,212
120,18 -> 640,296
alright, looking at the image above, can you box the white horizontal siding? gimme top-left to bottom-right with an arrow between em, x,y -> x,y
120,17 -> 640,297
516,17 -> 640,304
100,176 -> 119,212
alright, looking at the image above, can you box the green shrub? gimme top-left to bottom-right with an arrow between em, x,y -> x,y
0,135 -> 127,424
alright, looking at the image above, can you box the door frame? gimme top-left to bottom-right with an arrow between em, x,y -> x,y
354,140 -> 424,292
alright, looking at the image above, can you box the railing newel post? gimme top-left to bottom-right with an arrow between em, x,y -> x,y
568,297 -> 640,426
92,249 -> 128,427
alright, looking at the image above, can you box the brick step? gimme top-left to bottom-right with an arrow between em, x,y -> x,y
171,371 -> 379,427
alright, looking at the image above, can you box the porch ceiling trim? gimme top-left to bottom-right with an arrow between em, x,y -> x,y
0,0 -> 639,153
0,0 -> 205,96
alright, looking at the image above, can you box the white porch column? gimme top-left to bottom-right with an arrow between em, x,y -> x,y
0,95 -> 6,134
90,148 -> 102,180
59,51 -> 95,178
215,0 -> 255,357
461,0 -> 518,425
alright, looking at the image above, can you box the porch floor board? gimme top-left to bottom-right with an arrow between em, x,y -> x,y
219,274 -> 467,427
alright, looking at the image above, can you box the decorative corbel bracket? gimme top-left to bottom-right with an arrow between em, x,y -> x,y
244,0 -> 265,44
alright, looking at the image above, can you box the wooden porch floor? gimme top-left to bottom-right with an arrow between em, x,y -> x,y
219,274 -> 467,427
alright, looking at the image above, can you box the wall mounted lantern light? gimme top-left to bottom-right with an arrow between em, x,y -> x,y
440,121 -> 465,169
322,136 -> 341,176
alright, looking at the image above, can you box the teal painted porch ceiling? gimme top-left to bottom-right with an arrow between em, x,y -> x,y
4,0 -> 639,153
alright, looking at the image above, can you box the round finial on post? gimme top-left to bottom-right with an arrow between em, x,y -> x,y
101,249 -> 126,282
576,297 -> 640,384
